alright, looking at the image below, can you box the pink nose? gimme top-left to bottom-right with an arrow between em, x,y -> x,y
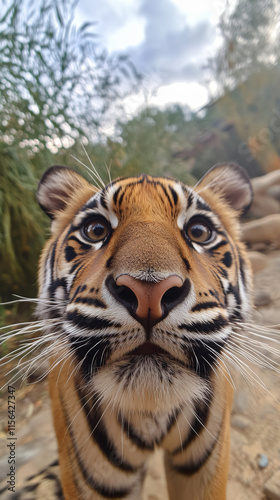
115,274 -> 183,326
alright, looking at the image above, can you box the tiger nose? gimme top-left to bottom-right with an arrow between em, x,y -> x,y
114,274 -> 184,328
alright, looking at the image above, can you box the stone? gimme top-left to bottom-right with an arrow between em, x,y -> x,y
248,251 -> 269,274
258,453 -> 269,469
254,290 -> 272,307
264,469 -> 280,500
232,390 -> 250,415
250,171 -> 280,218
231,415 -> 251,431
242,214 -> 280,247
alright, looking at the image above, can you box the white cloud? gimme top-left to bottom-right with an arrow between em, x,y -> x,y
77,0 -> 221,110
149,82 -> 209,110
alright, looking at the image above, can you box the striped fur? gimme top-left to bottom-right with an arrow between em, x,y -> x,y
36,163 -> 253,500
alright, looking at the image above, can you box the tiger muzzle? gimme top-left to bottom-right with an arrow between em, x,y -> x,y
106,274 -> 191,332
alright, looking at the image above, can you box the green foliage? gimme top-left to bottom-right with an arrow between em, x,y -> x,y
0,0 -> 141,303
208,0 -> 280,93
0,0 -> 141,151
112,106 -> 197,183
0,145 -> 47,299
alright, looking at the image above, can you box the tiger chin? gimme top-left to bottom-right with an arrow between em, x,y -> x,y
35,163 -> 253,500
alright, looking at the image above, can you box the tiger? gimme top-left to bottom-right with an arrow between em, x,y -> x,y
35,162 -> 253,500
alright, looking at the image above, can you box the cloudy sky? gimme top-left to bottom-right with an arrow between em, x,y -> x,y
77,0 -> 224,112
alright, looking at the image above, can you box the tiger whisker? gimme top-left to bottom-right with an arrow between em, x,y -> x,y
80,142 -> 106,188
105,159 -> 112,185
227,346 -> 280,375
0,317 -> 63,335
222,349 -> 273,394
231,338 -> 280,366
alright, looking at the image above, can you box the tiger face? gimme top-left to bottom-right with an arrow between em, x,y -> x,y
37,163 -> 253,417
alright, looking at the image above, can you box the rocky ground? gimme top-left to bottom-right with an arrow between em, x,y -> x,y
0,170 -> 280,499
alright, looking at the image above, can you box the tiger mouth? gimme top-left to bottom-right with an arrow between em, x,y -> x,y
129,341 -> 168,356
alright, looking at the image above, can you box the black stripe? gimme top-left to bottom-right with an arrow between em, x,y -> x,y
160,184 -> 173,210
120,417 -> 155,451
69,335 -> 111,377
169,187 -> 178,205
106,256 -> 114,269
67,310 -> 120,330
187,339 -> 225,378
74,296 -> 107,308
209,240 -> 227,253
50,240 -> 58,280
49,278 -> 68,301
187,192 -> 194,209
172,409 -> 223,476
110,176 -> 129,187
118,190 -> 125,209
69,261 -> 82,274
113,186 -> 122,206
172,393 -> 212,456
100,192 -> 108,210
227,283 -> 241,306
183,257 -> 191,272
222,251 -> 232,268
85,197 -> 98,210
65,245 -> 77,262
196,199 -> 211,212
60,391 -> 133,499
218,266 -> 228,279
68,235 -> 92,250
191,301 -> 220,312
166,407 -> 181,434
77,388 -> 138,473
239,255 -> 247,289
173,434 -> 219,476
179,315 -> 228,334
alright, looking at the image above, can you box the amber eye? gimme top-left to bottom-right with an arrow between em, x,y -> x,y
82,218 -> 110,242
185,219 -> 214,245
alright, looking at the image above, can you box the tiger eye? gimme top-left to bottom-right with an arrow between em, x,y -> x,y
185,220 -> 213,244
83,219 -> 110,242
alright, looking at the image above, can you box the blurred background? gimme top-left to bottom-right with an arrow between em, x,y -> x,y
1,0 -> 280,304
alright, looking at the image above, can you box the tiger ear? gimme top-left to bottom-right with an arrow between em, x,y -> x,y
37,165 -> 90,219
195,162 -> 253,216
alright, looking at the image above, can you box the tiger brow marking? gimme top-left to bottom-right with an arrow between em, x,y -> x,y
196,199 -> 211,212
169,186 -> 178,205
100,192 -> 108,210
186,191 -> 194,209
209,240 -> 228,253
83,198 -> 99,211
117,190 -> 126,210
158,183 -> 174,210
113,185 -> 122,205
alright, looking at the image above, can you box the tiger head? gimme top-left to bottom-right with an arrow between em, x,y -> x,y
36,163 -> 253,414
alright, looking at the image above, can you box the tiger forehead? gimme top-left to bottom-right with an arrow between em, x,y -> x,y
107,174 -> 188,218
